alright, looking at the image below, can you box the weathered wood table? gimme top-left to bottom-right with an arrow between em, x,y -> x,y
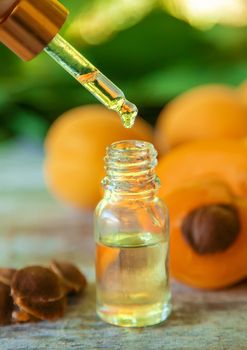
0,143 -> 247,349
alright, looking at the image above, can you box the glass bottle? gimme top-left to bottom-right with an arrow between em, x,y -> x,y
94,140 -> 171,327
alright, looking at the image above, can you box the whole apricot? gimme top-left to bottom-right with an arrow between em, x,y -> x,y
238,81 -> 247,109
155,84 -> 247,153
44,105 -> 153,208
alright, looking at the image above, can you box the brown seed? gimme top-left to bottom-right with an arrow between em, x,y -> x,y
14,296 -> 66,321
0,282 -> 13,326
11,266 -> 64,303
182,204 -> 240,254
12,309 -> 32,323
50,260 -> 87,295
0,268 -> 17,286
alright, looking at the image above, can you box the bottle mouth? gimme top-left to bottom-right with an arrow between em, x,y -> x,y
103,140 -> 159,195
105,140 -> 157,174
109,140 -> 155,153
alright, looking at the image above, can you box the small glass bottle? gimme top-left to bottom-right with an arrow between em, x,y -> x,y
94,140 -> 171,327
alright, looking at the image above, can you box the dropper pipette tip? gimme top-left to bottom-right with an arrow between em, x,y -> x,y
118,100 -> 138,129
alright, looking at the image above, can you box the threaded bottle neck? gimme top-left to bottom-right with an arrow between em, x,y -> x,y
103,140 -> 160,197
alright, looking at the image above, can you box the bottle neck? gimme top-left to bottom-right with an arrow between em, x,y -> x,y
102,140 -> 160,200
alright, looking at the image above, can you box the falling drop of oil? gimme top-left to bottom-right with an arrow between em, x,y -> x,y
113,99 -> 138,128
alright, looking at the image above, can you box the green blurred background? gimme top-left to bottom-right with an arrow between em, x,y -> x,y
0,0 -> 247,141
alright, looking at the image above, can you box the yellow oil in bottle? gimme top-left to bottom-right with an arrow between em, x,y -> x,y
96,232 -> 171,327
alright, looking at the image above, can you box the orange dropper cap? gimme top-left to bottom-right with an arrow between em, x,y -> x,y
0,0 -> 19,18
0,0 -> 68,61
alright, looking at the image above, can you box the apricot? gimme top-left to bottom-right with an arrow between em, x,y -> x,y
155,84 -> 247,153
157,139 -> 247,198
164,177 -> 247,289
157,138 -> 247,289
44,105 -> 153,209
238,81 -> 247,109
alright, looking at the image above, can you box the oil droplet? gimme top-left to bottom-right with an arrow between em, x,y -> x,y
117,100 -> 138,128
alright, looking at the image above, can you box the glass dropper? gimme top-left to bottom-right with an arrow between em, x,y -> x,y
44,35 -> 138,128
0,0 -> 138,128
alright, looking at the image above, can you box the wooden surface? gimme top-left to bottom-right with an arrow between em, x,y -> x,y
1,143 -> 247,350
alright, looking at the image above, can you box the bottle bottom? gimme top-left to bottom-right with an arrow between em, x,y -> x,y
96,299 -> 172,327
